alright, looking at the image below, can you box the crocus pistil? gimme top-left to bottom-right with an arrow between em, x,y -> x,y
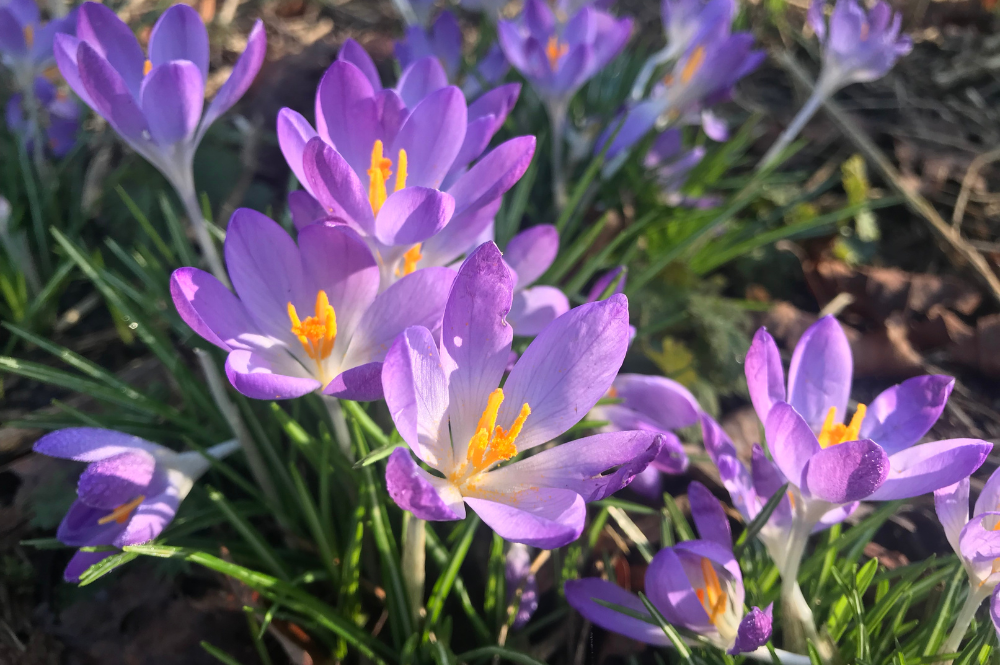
817,403 -> 866,448
545,36 -> 568,70
693,556 -> 739,641
98,494 -> 146,525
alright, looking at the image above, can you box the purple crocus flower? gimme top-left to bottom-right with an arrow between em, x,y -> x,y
590,374 -> 699,500
6,76 -> 79,157
396,10 -> 463,82
503,224 -> 569,336
644,129 -> 721,208
34,427 -> 238,582
382,241 -> 662,547
54,3 -> 265,192
278,49 -> 529,289
170,209 -> 456,401
661,0 -> 734,63
506,543 -> 539,628
497,0 -> 632,106
808,0 -> 912,93
462,45 -> 512,100
0,0 -> 76,85
566,481 -> 773,654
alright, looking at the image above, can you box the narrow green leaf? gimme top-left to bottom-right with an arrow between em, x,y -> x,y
734,483 -> 789,557
201,641 -> 247,665
426,527 -> 491,642
662,493 -> 695,541
454,646 -> 548,665
116,185 -> 175,262
242,607 -> 273,665
353,442 -> 407,469
423,515 -> 480,642
638,592 -> 693,662
207,486 -> 291,582
288,463 -> 340,584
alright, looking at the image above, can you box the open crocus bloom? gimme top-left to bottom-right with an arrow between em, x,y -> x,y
34,427 -> 238,582
807,0 -> 911,94
170,209 -> 456,400
590,374 -> 700,499
396,10 -> 463,81
503,224 -> 569,336
660,0 -> 734,63
566,481 -> 772,654
0,0 -> 76,85
383,242 -> 662,547
54,3 -> 265,188
278,50 -> 530,289
747,315 -> 991,522
498,0 -> 632,106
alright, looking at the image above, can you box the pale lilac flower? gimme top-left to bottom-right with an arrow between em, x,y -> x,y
506,543 -> 539,628
504,224 -> 569,336
170,210 -> 456,401
34,428 -> 238,582
383,242 -> 662,547
566,481 -> 772,654
643,129 -> 721,208
396,10 -> 462,81
0,0 -> 76,85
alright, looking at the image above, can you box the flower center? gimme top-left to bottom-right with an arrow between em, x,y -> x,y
143,59 -> 152,76
545,36 -> 569,70
817,404 -> 867,448
97,495 -> 145,525
451,388 -> 531,483
287,290 -> 337,384
694,557 -> 728,627
368,139 -> 408,215
395,243 -> 423,277
681,45 -> 706,84
23,24 -> 33,47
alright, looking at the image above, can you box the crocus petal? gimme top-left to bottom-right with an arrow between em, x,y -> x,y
77,2 -> 145,99
464,488 -> 586,548
764,401 -> 821,487
808,0 -> 827,41
729,605 -> 773,655
395,56 -> 449,109
277,108 -> 319,194
652,435 -> 690,474
338,38 -> 381,90
504,225 -> 559,289
564,578 -> 671,646
382,326 -> 452,470
701,412 -> 738,461
170,267 -> 263,353
959,512 -> 1000,564
477,431 -> 663,501
524,0 -> 556,39
113,485 -> 180,547
745,327 -> 786,423
867,439 -> 992,501
612,374 -> 701,431
385,448 -> 465,520
199,20 -> 266,134
64,549 -> 116,583
447,135 -> 536,216
934,478 -> 969,557
288,190 -> 327,230
992,586 -> 1000,641
34,427 -> 160,462
225,349 -> 321,399
688,480 -> 732,550
55,34 -> 93,107
551,44 -> 594,97
77,41 -> 149,144
301,137 -> 375,234
140,61 -> 204,146
802,439 -> 888,503
374,187 -> 455,247
77,450 -> 156,510
57,499 -> 127,546
507,286 -> 571,337
644,546 -> 706,629
441,242 -> 514,462
325,362 -> 385,401
0,9 -> 27,56
975,466 -> 1000,520
859,375 -> 954,456
500,295 -> 630,451
390,86 -> 467,189
419,197 -> 501,269
468,82 -> 520,130
787,315 -> 853,432
148,4 -> 210,82
343,267 -> 457,367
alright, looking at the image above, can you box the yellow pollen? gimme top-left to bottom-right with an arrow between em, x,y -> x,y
23,24 -> 33,47
396,243 -> 423,277
143,59 -> 152,76
694,557 -> 728,625
366,140 -> 408,216
452,388 -> 530,481
681,46 -> 706,84
545,36 -> 569,70
817,404 -> 867,448
97,495 -> 145,525
287,290 -> 337,383
395,148 -> 408,192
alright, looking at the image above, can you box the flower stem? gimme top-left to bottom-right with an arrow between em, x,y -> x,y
546,100 -> 569,212
757,76 -> 837,172
940,583 -> 989,660
173,169 -> 229,287
402,516 -> 426,626
777,495 -> 830,658
323,395 -> 354,462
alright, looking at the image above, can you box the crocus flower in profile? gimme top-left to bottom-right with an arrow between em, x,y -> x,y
644,129 -> 721,208
278,48 -> 530,289
590,374 -> 698,499
566,481 -> 773,655
0,0 -> 76,85
396,10 -> 462,81
934,467 -> 1000,655
503,224 -> 569,336
34,427 -> 239,582
506,543 -> 539,628
6,76 -> 79,157
497,0 -> 632,107
170,209 -> 456,401
383,242 -> 662,547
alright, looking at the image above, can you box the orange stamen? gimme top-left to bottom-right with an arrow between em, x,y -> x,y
287,290 -> 337,384
23,25 -> 33,47
97,495 -> 146,525
681,46 -> 706,84
143,59 -> 153,76
545,36 -> 569,70
452,388 -> 530,482
817,404 -> 867,448
367,140 -> 406,215
696,557 -> 728,625
395,243 -> 423,277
